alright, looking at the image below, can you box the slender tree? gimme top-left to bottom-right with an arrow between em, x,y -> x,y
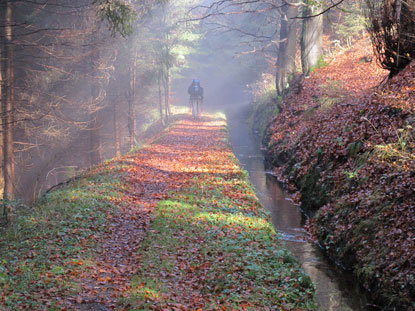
276,0 -> 299,95
2,1 -> 15,200
301,0 -> 324,75
113,101 -> 121,156
128,45 -> 138,150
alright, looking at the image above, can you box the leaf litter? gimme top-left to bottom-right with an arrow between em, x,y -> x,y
265,37 -> 415,309
1,114 -> 317,310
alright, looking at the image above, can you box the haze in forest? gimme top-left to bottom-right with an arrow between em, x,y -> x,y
0,0 -> 408,206
0,0 -> 280,204
2,1 -> 415,310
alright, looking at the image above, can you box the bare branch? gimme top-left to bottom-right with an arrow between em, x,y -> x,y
293,0 -> 347,19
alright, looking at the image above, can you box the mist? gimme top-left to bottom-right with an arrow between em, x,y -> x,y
0,0 -> 280,204
173,0 -> 279,111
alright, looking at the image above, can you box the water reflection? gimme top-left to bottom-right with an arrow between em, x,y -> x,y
226,106 -> 377,311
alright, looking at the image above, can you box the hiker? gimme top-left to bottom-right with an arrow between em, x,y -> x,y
188,79 -> 203,118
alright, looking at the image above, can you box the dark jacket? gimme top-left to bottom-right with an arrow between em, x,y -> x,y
188,81 -> 204,98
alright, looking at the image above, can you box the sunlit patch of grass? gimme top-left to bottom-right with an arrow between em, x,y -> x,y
212,110 -> 227,120
124,167 -> 317,309
362,117 -> 415,170
129,277 -> 164,307
373,125 -> 415,170
170,105 -> 190,115
316,79 -> 349,112
194,211 -> 272,232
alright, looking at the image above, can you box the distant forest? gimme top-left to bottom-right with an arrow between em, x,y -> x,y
1,0 -> 413,206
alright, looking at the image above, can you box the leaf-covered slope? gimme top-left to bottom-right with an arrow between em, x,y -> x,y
264,39 -> 415,309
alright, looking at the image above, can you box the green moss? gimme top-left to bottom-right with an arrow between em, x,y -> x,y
298,162 -> 332,212
353,218 -> 379,236
248,92 -> 281,139
348,140 -> 363,157
309,57 -> 329,73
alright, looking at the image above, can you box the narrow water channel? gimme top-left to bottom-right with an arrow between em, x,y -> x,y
226,105 -> 377,311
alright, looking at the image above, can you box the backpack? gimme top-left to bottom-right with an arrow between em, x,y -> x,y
192,83 -> 201,95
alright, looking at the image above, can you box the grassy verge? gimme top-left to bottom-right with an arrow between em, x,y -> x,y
0,163 -> 127,310
123,158 -> 317,310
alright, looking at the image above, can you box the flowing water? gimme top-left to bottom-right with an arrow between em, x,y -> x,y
226,105 -> 378,311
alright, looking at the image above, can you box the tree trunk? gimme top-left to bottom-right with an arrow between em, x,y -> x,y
89,72 -> 102,164
398,0 -> 415,70
164,66 -> 170,122
162,35 -> 170,123
88,112 -> 101,165
88,25 -> 102,165
128,47 -> 137,151
128,97 -> 136,151
113,102 -> 121,157
3,1 -> 15,200
301,0 -> 324,76
158,70 -> 165,126
0,2 -> 4,199
276,1 -> 299,96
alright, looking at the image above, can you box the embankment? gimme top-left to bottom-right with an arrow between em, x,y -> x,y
262,41 -> 415,310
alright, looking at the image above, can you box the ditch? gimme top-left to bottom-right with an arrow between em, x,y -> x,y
226,104 -> 378,311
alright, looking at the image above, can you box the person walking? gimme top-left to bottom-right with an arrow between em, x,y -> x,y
188,79 -> 204,118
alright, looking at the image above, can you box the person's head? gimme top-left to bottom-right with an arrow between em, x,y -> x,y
192,79 -> 199,85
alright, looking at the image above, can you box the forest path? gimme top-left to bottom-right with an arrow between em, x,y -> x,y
1,113 -> 316,310
74,114 -> 229,310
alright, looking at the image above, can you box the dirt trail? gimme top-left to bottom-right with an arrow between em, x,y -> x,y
72,115 -> 228,309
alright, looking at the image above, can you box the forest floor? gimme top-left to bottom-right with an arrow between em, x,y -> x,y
264,37 -> 415,309
0,113 -> 317,310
